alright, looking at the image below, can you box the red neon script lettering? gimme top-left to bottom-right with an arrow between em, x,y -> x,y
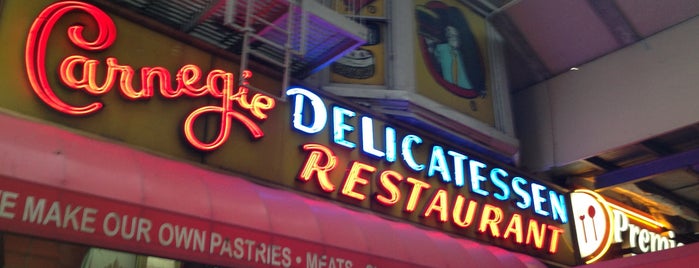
26,1 -> 276,151
26,1 -> 115,114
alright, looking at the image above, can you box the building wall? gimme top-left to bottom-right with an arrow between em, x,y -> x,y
3,234 -> 88,268
514,15 -> 699,171
322,0 -> 519,161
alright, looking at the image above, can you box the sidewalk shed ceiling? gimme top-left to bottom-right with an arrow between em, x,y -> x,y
470,0 -> 699,242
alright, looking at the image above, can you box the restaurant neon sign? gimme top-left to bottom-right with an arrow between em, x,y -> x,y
288,87 -> 568,254
25,1 -> 276,151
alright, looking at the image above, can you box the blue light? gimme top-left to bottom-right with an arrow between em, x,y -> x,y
286,87 -> 327,134
549,191 -> 568,223
427,145 -> 451,183
469,160 -> 489,196
360,116 -> 385,158
512,177 -> 531,209
332,106 -> 356,149
531,182 -> 550,217
490,168 -> 510,201
447,150 -> 467,187
401,134 -> 425,172
385,126 -> 397,163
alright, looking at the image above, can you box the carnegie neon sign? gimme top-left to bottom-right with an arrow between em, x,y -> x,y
25,1 -> 276,151
288,87 -> 568,254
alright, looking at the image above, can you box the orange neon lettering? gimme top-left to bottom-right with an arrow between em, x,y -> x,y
452,195 -> 477,228
205,69 -> 227,98
179,64 -> 207,96
503,213 -> 524,244
58,55 -> 88,88
375,170 -> 404,206
58,55 -> 89,91
423,189 -> 449,222
248,92 -> 275,119
298,143 -> 338,192
106,57 -> 147,99
404,178 -> 431,213
525,219 -> 547,250
141,67 -> 172,97
85,57 -> 117,94
547,225 -> 564,253
478,204 -> 503,237
231,70 -> 274,119
182,71 -> 273,150
26,2 -> 276,151
341,162 -> 376,201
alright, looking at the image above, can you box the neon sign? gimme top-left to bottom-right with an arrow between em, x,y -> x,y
571,189 -> 684,263
22,1 -> 574,261
25,1 -> 276,151
287,87 -> 569,254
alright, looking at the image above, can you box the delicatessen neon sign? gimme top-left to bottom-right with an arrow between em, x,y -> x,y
25,1 -> 275,151
288,88 -> 569,254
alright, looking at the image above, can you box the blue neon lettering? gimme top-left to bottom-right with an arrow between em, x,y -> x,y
360,116 -> 385,158
427,145 -> 451,183
287,87 -> 327,134
490,168 -> 510,201
469,160 -> 489,196
402,134 -> 424,171
287,89 -> 567,221
447,150 -> 467,187
531,183 -> 549,217
385,126 -> 396,163
512,177 -> 531,209
549,191 -> 568,223
332,106 -> 356,149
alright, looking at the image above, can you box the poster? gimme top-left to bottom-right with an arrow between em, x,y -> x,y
415,0 -> 494,126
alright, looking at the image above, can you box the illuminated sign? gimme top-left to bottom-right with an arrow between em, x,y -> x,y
25,1 -> 276,151
571,189 -> 684,264
21,1 -> 575,265
287,87 -> 569,254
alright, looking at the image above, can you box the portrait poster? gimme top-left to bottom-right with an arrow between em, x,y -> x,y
415,0 -> 494,126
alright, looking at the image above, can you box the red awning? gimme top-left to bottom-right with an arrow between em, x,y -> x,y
0,112 -> 545,268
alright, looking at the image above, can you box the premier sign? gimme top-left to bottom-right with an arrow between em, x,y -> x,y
571,189 -> 683,264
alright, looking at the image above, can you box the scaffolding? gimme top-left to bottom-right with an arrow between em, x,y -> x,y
223,0 -> 367,91
108,0 -> 367,94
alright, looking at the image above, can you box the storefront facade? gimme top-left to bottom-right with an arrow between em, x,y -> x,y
1,0 -> 580,267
